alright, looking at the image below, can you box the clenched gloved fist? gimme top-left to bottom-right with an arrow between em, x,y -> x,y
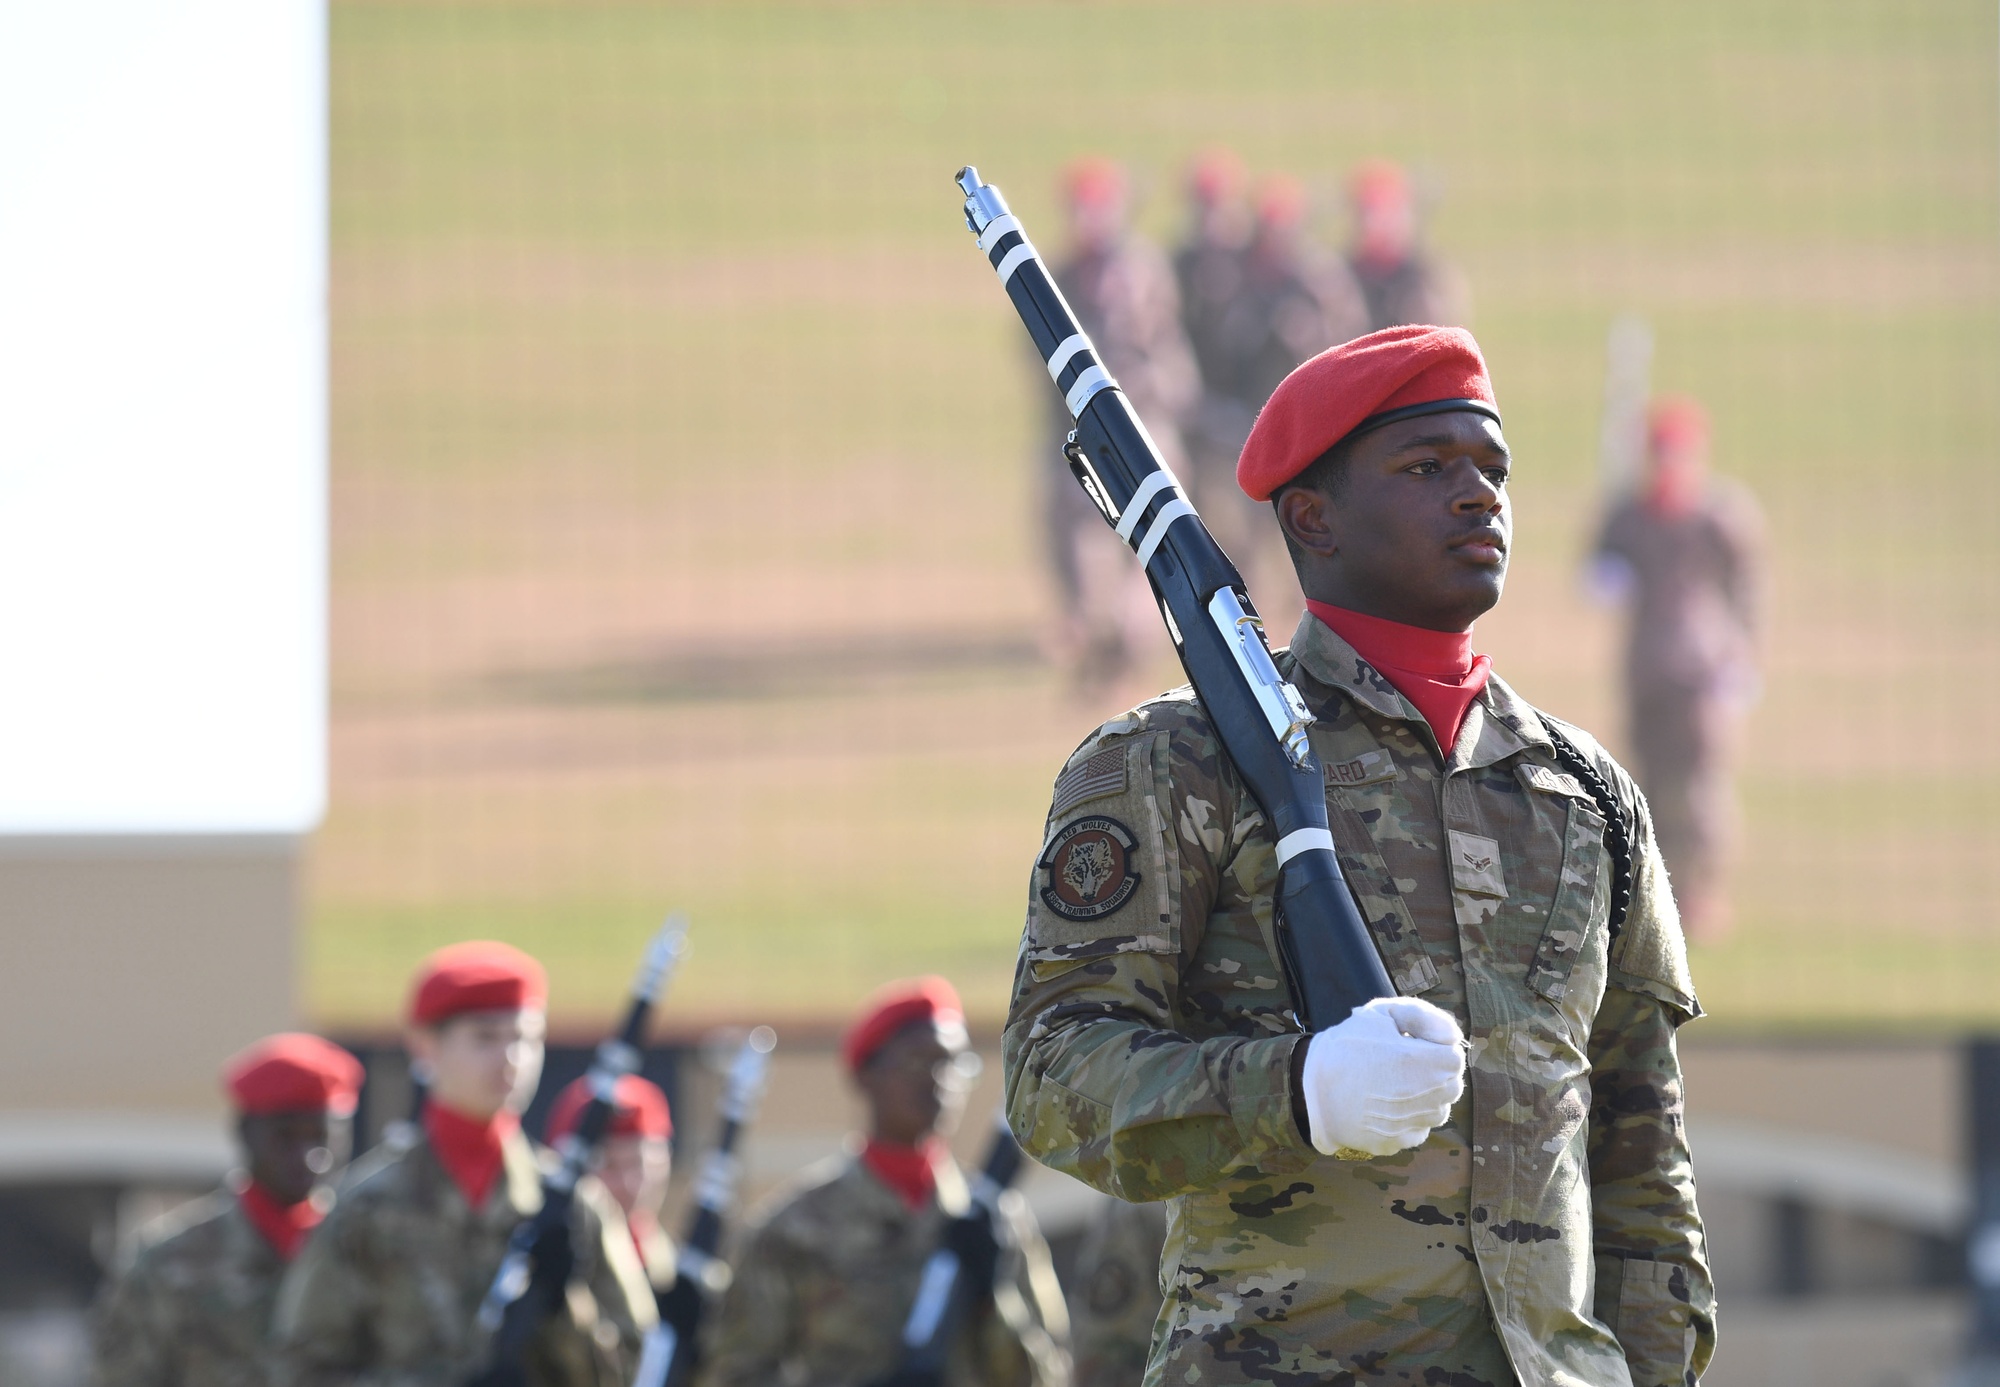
1299,996 -> 1466,1158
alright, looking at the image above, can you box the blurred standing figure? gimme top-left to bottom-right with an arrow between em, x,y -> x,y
702,978 -> 1070,1387
544,1074 -> 676,1295
1066,1198 -> 1167,1387
1344,159 -> 1468,332
1172,147 -> 1254,521
273,942 -> 655,1387
1044,156 -> 1199,696
1176,169 -> 1367,620
92,1034 -> 362,1387
1591,397 -> 1764,941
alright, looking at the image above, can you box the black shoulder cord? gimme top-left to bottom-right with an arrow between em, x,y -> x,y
1540,722 -> 1635,944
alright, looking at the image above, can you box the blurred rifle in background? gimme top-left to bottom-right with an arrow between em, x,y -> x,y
1597,313 -> 1654,499
635,1025 -> 778,1387
871,1115 -> 1026,1387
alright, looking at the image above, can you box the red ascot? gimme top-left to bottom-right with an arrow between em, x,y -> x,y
1237,326 -> 1498,502
863,1137 -> 947,1212
237,1179 -> 324,1262
424,1100 -> 517,1210
223,1034 -> 363,1117
842,976 -> 965,1074
1306,601 -> 1492,755
543,1074 -> 673,1145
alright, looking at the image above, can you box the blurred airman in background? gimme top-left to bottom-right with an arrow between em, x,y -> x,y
701,977 -> 1070,1387
1173,146 -> 1255,522
1175,159 -> 1367,624
1065,1198 -> 1167,1387
1042,157 -> 1200,697
273,942 -> 655,1387
1344,159 -> 1469,333
1591,397 -> 1764,941
543,1073 -> 677,1296
92,1035 -> 362,1387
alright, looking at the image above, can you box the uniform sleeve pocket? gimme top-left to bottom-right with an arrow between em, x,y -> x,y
1597,1254 -> 1695,1387
1525,799 -> 1607,1003
1027,732 -> 1182,964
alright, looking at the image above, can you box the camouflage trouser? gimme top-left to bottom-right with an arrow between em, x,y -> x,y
1629,683 -> 1736,907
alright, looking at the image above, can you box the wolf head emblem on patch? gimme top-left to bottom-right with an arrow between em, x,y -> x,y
1038,815 -> 1142,922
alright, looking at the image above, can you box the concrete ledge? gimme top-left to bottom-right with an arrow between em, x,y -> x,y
1692,1116 -> 1967,1235
0,1112 -> 230,1185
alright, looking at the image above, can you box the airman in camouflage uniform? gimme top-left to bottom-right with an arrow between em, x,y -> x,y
1590,397 -> 1762,943
272,942 -> 656,1387
1178,172 -> 1369,621
1345,160 -> 1469,333
93,1034 -> 363,1387
702,978 -> 1070,1387
543,1072 -> 678,1292
1044,157 -> 1201,695
272,1122 -> 650,1386
1004,327 -> 1712,1386
1067,1196 -> 1168,1387
702,1151 -> 1069,1387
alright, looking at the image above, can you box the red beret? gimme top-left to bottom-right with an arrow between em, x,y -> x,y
1063,155 -> 1127,212
223,1033 -> 364,1117
1648,394 -> 1709,455
1254,173 -> 1307,231
544,1073 -> 672,1144
1236,325 -> 1500,502
843,976 -> 965,1073
1186,146 -> 1244,204
1350,158 -> 1411,211
408,941 -> 548,1027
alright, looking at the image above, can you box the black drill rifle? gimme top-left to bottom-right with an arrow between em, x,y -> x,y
872,1114 -> 1026,1387
468,915 -> 690,1383
634,1026 -> 778,1387
952,166 -> 1394,1030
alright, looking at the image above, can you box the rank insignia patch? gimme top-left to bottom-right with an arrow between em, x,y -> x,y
1038,816 -> 1142,922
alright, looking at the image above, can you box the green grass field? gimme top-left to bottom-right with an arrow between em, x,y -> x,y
318,0 -> 2000,1033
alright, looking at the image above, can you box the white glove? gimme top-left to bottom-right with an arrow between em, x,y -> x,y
1299,996 -> 1466,1158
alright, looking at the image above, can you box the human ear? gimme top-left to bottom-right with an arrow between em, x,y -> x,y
1276,486 -> 1338,558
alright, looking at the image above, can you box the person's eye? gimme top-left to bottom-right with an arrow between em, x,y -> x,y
1484,467 -> 1510,486
1406,458 -> 1441,475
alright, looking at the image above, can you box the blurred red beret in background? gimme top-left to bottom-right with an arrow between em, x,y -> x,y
224,1033 -> 364,1116
544,1072 -> 672,1144
408,940 -> 549,1027
843,975 -> 965,1073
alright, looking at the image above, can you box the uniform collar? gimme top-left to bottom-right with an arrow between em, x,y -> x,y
221,1188 -> 289,1271
1286,611 -> 1552,770
846,1144 -> 970,1220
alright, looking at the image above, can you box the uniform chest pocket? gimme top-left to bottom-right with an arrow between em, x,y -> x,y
1523,792 -> 1609,1003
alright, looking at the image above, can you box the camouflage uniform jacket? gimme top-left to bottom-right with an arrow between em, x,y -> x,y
1004,614 -> 1714,1387
92,1189 -> 291,1387
271,1126 -> 656,1387
700,1151 -> 1071,1387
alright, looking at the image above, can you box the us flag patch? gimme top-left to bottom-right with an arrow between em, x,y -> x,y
1051,747 -> 1127,818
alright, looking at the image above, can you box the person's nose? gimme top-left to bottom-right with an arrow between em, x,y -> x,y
1450,458 -> 1503,515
